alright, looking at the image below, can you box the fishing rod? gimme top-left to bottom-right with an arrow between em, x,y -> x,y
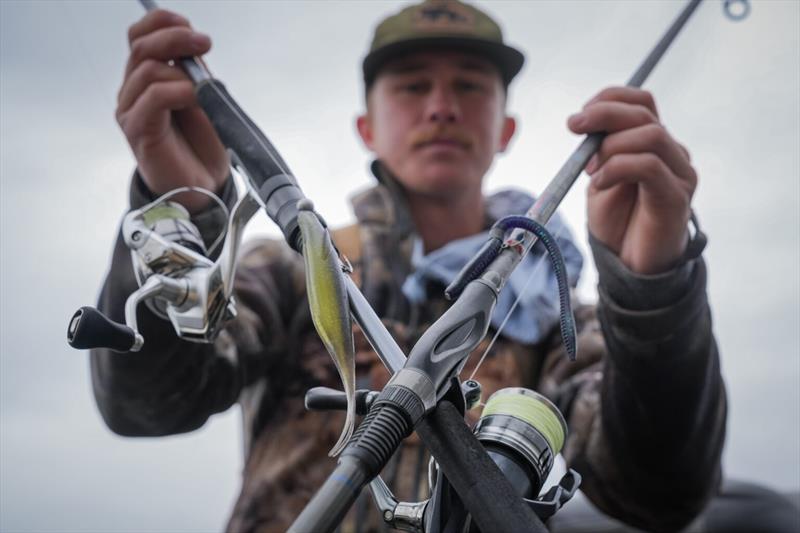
66,0 -> 749,531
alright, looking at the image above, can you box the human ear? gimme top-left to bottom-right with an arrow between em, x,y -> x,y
356,114 -> 375,151
497,116 -> 516,153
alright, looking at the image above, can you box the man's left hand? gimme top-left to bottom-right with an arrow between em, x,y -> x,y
568,87 -> 696,275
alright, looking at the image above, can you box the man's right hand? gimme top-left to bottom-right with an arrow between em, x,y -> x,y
116,9 -> 228,213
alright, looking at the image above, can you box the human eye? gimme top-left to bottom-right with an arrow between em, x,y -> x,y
397,79 -> 430,94
455,78 -> 487,94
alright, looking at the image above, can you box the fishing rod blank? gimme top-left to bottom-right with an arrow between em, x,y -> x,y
532,0 -> 748,232
139,0 -> 210,83
451,0 -> 750,328
490,0 -> 707,293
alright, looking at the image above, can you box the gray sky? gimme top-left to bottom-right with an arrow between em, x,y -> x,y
1,0 -> 798,531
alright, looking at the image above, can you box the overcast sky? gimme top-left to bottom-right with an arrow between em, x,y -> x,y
1,0 -> 798,531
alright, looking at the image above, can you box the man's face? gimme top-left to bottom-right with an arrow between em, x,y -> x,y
357,50 -> 516,200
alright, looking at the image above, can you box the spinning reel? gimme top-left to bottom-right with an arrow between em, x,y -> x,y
67,156 -> 261,353
305,383 -> 581,532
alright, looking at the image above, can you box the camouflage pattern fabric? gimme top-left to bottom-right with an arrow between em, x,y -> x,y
91,166 -> 725,532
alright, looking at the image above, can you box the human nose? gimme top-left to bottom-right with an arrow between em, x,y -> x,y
426,84 -> 459,123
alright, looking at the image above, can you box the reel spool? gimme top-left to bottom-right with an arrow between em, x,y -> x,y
129,199 -> 208,319
474,388 -> 567,499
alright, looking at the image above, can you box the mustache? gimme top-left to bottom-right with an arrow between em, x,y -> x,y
410,126 -> 473,149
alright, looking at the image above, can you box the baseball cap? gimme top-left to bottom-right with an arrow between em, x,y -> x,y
363,0 -> 525,88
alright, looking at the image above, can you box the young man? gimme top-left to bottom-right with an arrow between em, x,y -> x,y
95,1 -> 725,531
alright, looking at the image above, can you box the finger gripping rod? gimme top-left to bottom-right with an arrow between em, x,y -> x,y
138,0 -> 307,250
485,0 -> 707,299
530,0 -> 702,227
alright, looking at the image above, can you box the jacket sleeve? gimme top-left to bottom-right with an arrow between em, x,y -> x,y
542,232 -> 726,532
89,172 -> 304,437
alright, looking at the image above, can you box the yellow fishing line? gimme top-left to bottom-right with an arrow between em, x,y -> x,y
142,203 -> 189,226
482,392 -> 565,454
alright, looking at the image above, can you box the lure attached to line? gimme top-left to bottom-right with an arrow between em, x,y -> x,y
296,200 -> 356,457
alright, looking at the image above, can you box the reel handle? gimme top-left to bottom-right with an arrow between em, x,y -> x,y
67,306 -> 142,353
304,387 -> 377,415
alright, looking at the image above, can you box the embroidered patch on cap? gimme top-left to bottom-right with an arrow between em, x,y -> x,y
412,0 -> 475,32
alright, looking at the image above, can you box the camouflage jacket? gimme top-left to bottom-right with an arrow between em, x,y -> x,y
91,166 -> 726,532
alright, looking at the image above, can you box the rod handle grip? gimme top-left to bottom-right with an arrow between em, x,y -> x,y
194,79 -> 305,250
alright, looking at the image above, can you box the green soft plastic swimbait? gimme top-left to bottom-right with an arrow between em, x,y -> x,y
297,208 -> 356,457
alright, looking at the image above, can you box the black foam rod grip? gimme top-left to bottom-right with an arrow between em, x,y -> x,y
194,79 -> 306,249
416,400 -> 546,532
67,306 -> 137,353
